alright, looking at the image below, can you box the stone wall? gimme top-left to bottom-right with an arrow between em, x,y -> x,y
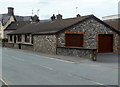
21,44 -> 33,51
114,34 -> 120,53
33,35 -> 57,54
3,43 -> 33,50
3,43 -> 14,48
57,18 -> 119,53
57,47 -> 97,61
14,43 -> 19,49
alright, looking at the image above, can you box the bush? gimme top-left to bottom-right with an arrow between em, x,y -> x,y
2,39 -> 8,42
0,39 -> 2,42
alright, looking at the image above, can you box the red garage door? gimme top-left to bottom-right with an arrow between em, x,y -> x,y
65,34 -> 83,47
98,34 -> 113,53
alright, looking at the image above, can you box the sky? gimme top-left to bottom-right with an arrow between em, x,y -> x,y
0,0 -> 119,20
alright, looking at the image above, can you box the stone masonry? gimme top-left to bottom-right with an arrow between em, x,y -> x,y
57,18 -> 120,53
57,47 -> 97,61
33,35 -> 57,54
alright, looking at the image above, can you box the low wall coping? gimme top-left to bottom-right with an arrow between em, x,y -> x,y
6,42 -> 14,44
57,46 -> 96,50
7,43 -> 33,46
20,43 -> 33,46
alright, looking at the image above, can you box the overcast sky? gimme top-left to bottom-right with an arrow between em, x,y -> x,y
0,0 -> 119,20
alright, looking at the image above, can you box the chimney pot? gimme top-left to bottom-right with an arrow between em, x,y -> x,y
76,14 -> 81,17
51,14 -> 56,21
8,7 -> 14,16
32,15 -> 40,22
56,14 -> 62,20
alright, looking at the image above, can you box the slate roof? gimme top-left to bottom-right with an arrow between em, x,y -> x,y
5,21 -> 31,31
8,15 -> 91,34
104,19 -> 120,31
0,14 -> 10,25
14,16 -> 32,21
8,15 -> 120,35
0,14 -> 32,25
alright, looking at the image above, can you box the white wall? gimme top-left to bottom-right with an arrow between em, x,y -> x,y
102,14 -> 120,20
0,16 -> 15,39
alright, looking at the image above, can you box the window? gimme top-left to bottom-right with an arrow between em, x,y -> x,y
18,35 -> 22,42
31,35 -> 33,44
10,35 -> 13,42
65,34 -> 83,47
25,34 -> 30,43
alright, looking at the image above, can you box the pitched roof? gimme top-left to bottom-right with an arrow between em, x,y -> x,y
5,21 -> 31,31
0,14 -> 10,25
0,13 -> 32,26
8,15 -> 120,35
8,15 -> 91,34
14,16 -> 32,21
104,19 -> 120,31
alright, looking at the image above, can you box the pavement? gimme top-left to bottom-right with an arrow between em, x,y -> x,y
1,47 -> 119,85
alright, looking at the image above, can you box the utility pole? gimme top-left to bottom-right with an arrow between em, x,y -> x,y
32,9 -> 34,16
37,9 -> 40,17
76,7 -> 78,14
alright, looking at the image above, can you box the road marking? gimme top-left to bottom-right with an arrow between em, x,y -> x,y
0,78 -> 8,85
3,54 -> 25,62
91,81 -> 104,85
4,48 -> 78,64
11,56 -> 25,62
32,63 -> 53,71
4,48 -> 79,64
69,73 -> 106,86
13,57 -> 24,61
32,54 -> 78,64
3,48 -> 79,64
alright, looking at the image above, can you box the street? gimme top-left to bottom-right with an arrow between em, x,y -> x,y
1,47 -> 119,85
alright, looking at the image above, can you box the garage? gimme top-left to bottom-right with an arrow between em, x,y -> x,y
65,34 -> 83,47
98,34 -> 113,53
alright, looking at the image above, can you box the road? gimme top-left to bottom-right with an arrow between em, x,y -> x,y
1,47 -> 119,85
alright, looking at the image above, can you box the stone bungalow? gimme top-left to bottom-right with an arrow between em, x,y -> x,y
5,14 -> 120,61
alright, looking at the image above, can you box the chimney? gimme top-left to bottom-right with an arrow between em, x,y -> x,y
51,14 -> 56,21
56,14 -> 62,20
8,7 -> 14,16
76,14 -> 81,17
32,15 -> 40,22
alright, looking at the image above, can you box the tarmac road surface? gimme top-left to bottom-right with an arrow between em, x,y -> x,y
1,47 -> 119,85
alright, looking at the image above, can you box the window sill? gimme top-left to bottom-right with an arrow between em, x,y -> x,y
8,42 -> 33,46
21,43 -> 33,46
8,42 -> 14,43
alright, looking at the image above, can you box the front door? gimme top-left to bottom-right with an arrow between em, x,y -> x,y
98,34 -> 113,53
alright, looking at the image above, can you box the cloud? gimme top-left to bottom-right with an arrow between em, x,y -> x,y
0,0 -> 119,19
0,0 -> 39,3
38,1 -> 50,5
